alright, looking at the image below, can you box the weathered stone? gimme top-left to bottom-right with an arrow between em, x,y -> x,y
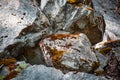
12,65 -> 108,80
93,49 -> 108,75
12,65 -> 64,80
92,0 -> 120,41
40,33 -> 99,73
63,72 -> 108,80
40,0 -> 105,45
0,0 -> 38,53
94,40 -> 120,79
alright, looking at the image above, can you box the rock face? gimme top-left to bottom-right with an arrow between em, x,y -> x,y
0,0 -> 119,80
92,0 -> 120,41
12,65 -> 64,80
40,33 -> 99,73
41,0 -> 105,45
12,65 -> 108,80
0,0 -> 38,53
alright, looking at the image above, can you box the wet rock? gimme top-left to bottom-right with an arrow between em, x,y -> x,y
12,65 -> 108,80
12,65 -> 64,80
40,33 -> 99,73
63,72 -> 108,80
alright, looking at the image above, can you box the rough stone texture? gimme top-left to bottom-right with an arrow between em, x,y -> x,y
12,65 -> 64,80
94,40 -> 120,79
12,65 -> 108,80
63,72 -> 108,80
92,0 -> 120,41
0,0 -> 52,65
0,0 -> 38,53
40,33 -> 98,73
40,0 -> 105,45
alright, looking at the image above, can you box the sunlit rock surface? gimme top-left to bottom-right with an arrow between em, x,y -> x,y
40,33 -> 98,73
0,0 -> 38,53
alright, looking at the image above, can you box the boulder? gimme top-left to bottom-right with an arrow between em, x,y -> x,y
0,0 -> 38,53
41,0 -> 105,45
63,72 -> 108,80
40,33 -> 99,73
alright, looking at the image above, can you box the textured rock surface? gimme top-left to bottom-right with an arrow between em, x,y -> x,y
12,65 -> 108,80
92,0 -> 120,41
63,72 -> 108,80
0,0 -> 38,53
40,0 -> 105,45
12,65 -> 64,80
40,33 -> 98,73
0,0 -> 52,65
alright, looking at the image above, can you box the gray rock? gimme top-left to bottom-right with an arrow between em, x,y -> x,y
63,72 -> 108,80
0,0 -> 38,53
12,65 -> 108,80
92,0 -> 120,41
0,0 -> 52,65
40,0 -> 105,44
40,33 -> 98,73
12,65 -> 64,80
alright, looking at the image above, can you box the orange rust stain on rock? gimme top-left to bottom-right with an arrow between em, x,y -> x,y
4,71 -> 18,80
49,34 -> 79,40
69,0 -> 80,4
51,48 -> 67,61
87,7 -> 94,10
0,58 -> 16,66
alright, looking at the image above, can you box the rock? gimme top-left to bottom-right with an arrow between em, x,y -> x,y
92,0 -> 120,41
12,65 -> 64,80
0,0 -> 38,53
40,0 -> 105,45
0,0 -> 52,65
12,65 -> 108,80
40,33 -> 99,73
63,72 -> 108,80
93,49 -> 108,75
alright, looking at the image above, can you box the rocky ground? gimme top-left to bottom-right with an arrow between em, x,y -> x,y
0,0 -> 120,80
